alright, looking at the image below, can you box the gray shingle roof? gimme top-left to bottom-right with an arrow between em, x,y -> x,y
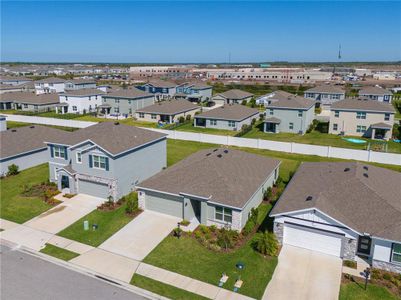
195,104 -> 259,121
266,93 -> 315,110
305,85 -> 345,94
104,88 -> 153,99
35,77 -> 66,84
270,162 -> 401,241
359,86 -> 392,96
138,148 -> 280,209
45,122 -> 166,156
146,79 -> 177,88
265,117 -> 281,124
0,125 -> 71,159
0,92 -> 59,105
330,98 -> 395,113
63,88 -> 105,96
217,89 -> 254,100
66,79 -> 96,85
136,100 -> 199,115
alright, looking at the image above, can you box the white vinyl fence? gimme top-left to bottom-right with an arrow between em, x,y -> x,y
3,114 -> 97,128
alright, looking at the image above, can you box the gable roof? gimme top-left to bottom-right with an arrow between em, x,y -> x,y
0,92 -> 59,105
330,98 -> 395,113
0,125 -> 71,159
270,162 -> 401,241
195,104 -> 259,121
138,148 -> 280,209
266,92 -> 315,110
136,100 -> 199,115
62,88 -> 105,96
45,122 -> 166,156
104,88 -> 153,99
35,77 -> 66,84
217,89 -> 254,100
0,76 -> 32,82
359,86 -> 392,96
305,85 -> 345,94
145,79 -> 177,88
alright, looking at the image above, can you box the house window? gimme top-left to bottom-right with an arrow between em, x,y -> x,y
128,100 -> 132,104
139,112 -> 145,118
289,122 -> 294,130
76,152 -> 82,164
72,106 -> 77,111
356,112 -> 367,119
269,109 -> 274,115
54,167 -> 59,180
334,111 -> 339,117
210,119 -> 217,126
23,104 -> 28,108
115,99 -> 120,103
228,121 -> 235,127
151,114 -> 157,119
333,123 -> 338,131
391,243 -> 401,264
384,113 -> 390,121
356,125 -> 367,133
114,107 -> 119,113
93,155 -> 107,170
215,206 -> 232,223
128,108 -> 132,114
298,110 -> 303,117
54,146 -> 66,159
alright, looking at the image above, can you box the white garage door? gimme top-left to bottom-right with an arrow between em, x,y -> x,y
78,179 -> 109,199
145,194 -> 183,218
283,224 -> 342,257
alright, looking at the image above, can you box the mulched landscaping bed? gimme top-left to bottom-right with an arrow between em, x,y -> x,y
21,182 -> 61,206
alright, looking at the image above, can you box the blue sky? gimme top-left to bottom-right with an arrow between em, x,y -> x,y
1,1 -> 400,63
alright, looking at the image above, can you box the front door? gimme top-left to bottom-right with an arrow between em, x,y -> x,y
265,123 -> 276,133
357,236 -> 372,256
191,199 -> 201,222
61,175 -> 70,189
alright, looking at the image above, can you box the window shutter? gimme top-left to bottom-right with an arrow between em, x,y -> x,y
50,145 -> 54,158
64,147 -> 68,160
105,157 -> 109,171
89,155 -> 93,168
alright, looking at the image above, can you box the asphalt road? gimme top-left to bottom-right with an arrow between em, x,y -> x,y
0,244 -> 148,300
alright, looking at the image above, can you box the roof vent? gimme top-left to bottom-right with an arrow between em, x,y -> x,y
363,166 -> 368,170
29,125 -> 35,128
344,168 -> 350,172
217,154 -> 222,158
114,122 -> 120,125
306,196 -> 313,201
206,153 -> 211,156
363,173 -> 369,178
213,149 -> 218,152
11,129 -> 17,132
224,150 -> 228,153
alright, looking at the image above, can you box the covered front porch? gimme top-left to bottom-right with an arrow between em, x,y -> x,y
264,117 -> 281,133
370,123 -> 392,141
98,103 -> 111,115
55,102 -> 69,114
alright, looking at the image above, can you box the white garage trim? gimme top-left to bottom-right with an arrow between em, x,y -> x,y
283,222 -> 343,257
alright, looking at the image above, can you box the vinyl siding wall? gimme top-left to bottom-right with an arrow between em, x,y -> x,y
102,95 -> 155,115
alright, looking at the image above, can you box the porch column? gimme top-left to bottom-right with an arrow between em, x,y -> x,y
169,115 -> 172,123
55,106 -> 59,114
200,201 -> 208,225
371,128 -> 376,140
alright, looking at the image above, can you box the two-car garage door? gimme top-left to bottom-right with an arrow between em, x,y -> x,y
145,193 -> 183,218
78,180 -> 110,199
283,223 -> 343,257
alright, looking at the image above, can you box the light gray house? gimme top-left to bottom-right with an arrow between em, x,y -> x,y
264,93 -> 315,134
46,122 -> 167,199
0,118 -> 70,176
65,79 -> 97,90
358,86 -> 393,103
270,162 -> 401,274
0,92 -> 60,112
194,104 -> 259,131
175,83 -> 213,102
35,77 -> 66,94
101,88 -> 155,116
137,149 -> 280,231
0,76 -> 33,86
137,79 -> 178,101
304,85 -> 345,109
211,89 -> 254,106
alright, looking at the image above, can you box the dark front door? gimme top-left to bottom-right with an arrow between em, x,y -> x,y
191,199 -> 201,222
265,122 -> 276,133
357,236 -> 372,256
61,175 -> 70,189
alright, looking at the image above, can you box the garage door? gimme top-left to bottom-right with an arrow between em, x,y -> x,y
145,193 -> 183,218
78,179 -> 110,199
283,223 -> 342,257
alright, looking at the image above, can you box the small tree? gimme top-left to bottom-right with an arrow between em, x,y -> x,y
178,116 -> 185,123
125,192 -> 138,214
7,164 -> 19,176
185,114 -> 191,121
264,187 -> 273,201
252,231 -> 279,256
217,228 -> 238,250
241,100 -> 247,106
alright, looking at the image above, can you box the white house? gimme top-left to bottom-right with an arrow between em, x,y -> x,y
58,88 -> 105,114
35,77 -> 66,94
64,79 -> 97,90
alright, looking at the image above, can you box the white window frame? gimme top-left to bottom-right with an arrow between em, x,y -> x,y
356,112 -> 367,119
356,125 -> 367,133
93,155 -> 107,170
333,123 -> 338,131
228,121 -> 235,127
210,119 -> 217,126
334,111 -> 339,117
76,152 -> 82,164
289,122 -> 294,130
139,112 -> 145,118
384,113 -> 390,121
298,110 -> 303,117
391,243 -> 401,264
269,109 -> 274,115
215,206 -> 232,223
54,145 -> 66,159
151,114 -> 157,119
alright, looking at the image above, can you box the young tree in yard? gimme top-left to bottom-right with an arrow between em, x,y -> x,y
241,100 -> 247,106
7,164 -> 19,176
217,227 -> 238,250
125,192 -> 138,214
252,231 -> 279,256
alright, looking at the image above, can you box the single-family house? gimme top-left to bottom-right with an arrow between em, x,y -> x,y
175,83 -> 212,102
137,79 -> 178,101
0,76 -> 33,86
46,122 -> 167,199
135,100 -> 200,123
137,149 -> 280,230
57,89 -> 105,114
358,86 -> 393,103
65,79 -> 97,90
1,92 -> 60,112
101,88 -> 154,116
35,77 -> 66,94
329,98 -> 395,140
211,89 -> 254,106
264,93 -> 315,134
304,85 -> 346,109
194,104 -> 259,131
0,118 -> 70,176
270,162 -> 401,274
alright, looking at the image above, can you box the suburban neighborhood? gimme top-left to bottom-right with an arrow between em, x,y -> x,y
1,1 -> 401,300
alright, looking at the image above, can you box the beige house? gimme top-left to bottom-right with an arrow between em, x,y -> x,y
135,100 -> 200,123
329,98 -> 395,140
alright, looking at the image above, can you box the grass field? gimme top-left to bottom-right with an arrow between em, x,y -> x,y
75,115 -> 160,128
40,243 -> 80,261
6,121 -> 78,131
174,122 -> 238,136
339,281 -> 400,300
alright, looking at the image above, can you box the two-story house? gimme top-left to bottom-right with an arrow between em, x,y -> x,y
35,77 -> 66,94
46,122 -> 167,200
304,85 -> 346,109
358,86 -> 393,103
329,98 -> 395,140
58,89 -> 106,114
264,93 -> 316,134
137,79 -> 178,101
64,79 -> 97,90
175,83 -> 212,102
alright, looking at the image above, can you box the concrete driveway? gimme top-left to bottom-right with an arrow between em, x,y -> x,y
99,210 -> 180,261
24,194 -> 104,234
263,245 -> 342,300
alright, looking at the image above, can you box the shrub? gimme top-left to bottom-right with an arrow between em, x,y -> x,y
251,118 -> 256,125
264,187 -> 273,201
194,230 -> 203,240
343,260 -> 357,269
173,227 -> 182,238
185,114 -> 191,121
241,100 -> 247,106
383,273 -> 393,281
259,113 -> 264,121
217,228 -> 238,250
125,192 -> 138,214
209,225 -> 217,233
180,219 -> 190,226
252,231 -> 279,256
178,116 -> 185,123
7,164 -> 19,176
242,221 -> 255,236
199,224 -> 210,235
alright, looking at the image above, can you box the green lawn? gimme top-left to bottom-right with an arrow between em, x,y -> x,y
340,282 -> 400,300
131,274 -> 209,300
57,201 -> 137,247
5,121 -> 78,132
174,122 -> 238,136
40,243 -> 80,261
0,164 -> 53,223
75,115 -> 160,128
144,202 -> 277,300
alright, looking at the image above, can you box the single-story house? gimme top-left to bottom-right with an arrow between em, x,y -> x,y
65,79 -> 97,90
211,89 -> 254,106
35,77 -> 66,94
46,122 -> 167,199
175,83 -> 213,102
0,76 -> 33,86
135,100 -> 200,123
58,88 -> 106,114
0,92 -> 60,112
137,148 -> 281,230
329,98 -> 395,140
270,162 -> 401,274
358,86 -> 393,103
264,92 -> 315,134
0,117 -> 70,176
194,104 -> 259,131
101,88 -> 155,116
304,85 -> 346,109
137,79 -> 178,101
